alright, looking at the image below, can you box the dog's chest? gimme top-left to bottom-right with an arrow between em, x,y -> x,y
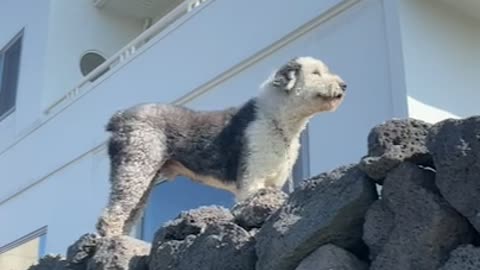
244,118 -> 302,181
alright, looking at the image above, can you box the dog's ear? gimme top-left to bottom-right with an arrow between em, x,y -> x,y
272,59 -> 301,93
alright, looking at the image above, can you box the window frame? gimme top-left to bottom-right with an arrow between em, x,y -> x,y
0,30 -> 24,121
284,125 -> 311,193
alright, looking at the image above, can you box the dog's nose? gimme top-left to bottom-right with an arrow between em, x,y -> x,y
339,82 -> 347,92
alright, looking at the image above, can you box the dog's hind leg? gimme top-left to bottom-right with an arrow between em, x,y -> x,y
96,126 -> 167,237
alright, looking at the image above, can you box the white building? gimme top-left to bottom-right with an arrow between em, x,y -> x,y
0,0 -> 478,268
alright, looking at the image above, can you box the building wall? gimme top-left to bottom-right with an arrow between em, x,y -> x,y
399,0 -> 480,123
41,0 -> 144,109
187,0 -> 394,175
0,237 -> 40,269
1,0 -> 398,254
0,0 -> 51,149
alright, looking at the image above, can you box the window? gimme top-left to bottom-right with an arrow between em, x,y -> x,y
0,227 -> 46,270
79,51 -> 109,82
0,32 -> 23,120
136,177 -> 233,242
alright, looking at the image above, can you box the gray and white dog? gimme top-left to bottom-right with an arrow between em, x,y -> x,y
96,56 -> 346,236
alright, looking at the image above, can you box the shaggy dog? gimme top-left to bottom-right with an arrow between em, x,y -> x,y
96,56 -> 346,236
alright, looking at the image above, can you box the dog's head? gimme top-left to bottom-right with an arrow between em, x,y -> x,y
269,56 -> 346,116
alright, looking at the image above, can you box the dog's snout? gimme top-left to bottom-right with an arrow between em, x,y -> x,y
339,82 -> 347,92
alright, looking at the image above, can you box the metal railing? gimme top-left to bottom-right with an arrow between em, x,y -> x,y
44,0 -> 209,115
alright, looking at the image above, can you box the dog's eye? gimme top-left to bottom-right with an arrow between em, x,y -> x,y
313,70 -> 321,76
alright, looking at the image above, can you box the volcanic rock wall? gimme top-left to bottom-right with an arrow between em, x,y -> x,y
29,116 -> 480,270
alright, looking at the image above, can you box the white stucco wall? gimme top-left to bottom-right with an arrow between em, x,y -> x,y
0,0 -> 51,149
188,0 -> 393,175
42,0 -> 143,109
0,0 -> 397,254
399,0 -> 480,123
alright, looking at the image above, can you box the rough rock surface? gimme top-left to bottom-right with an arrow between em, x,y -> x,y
66,233 -> 99,270
359,119 -> 432,181
176,222 -> 255,270
149,235 -> 195,270
152,206 -> 233,244
427,116 -> 480,232
150,222 -> 255,270
439,245 -> 480,270
87,235 -> 150,270
28,254 -> 67,270
231,187 -> 287,229
364,162 -> 474,270
295,244 -> 368,270
149,206 -> 255,270
362,200 -> 394,258
256,165 -> 377,270
29,116 -> 480,270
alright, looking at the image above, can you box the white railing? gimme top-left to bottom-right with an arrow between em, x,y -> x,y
44,0 -> 209,115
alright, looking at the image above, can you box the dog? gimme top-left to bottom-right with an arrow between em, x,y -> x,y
96,56 -> 346,236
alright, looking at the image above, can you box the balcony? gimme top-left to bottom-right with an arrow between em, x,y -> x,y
93,0 -> 195,21
45,0 -> 208,115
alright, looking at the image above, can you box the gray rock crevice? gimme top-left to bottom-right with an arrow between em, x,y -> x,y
427,117 -> 480,233
295,244 -> 368,270
364,162 -> 475,270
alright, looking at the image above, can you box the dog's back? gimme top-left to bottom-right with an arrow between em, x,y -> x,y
105,101 -> 257,184
170,100 -> 257,184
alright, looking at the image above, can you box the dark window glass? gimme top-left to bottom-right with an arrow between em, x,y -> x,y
0,34 -> 22,119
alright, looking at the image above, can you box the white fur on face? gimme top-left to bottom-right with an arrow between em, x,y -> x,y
263,56 -> 346,118
294,57 -> 346,113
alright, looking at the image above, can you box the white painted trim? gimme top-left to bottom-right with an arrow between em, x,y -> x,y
0,29 -> 24,54
0,143 -> 105,206
0,107 -> 15,122
0,0 -> 360,206
0,226 -> 47,254
381,0 -> 408,118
